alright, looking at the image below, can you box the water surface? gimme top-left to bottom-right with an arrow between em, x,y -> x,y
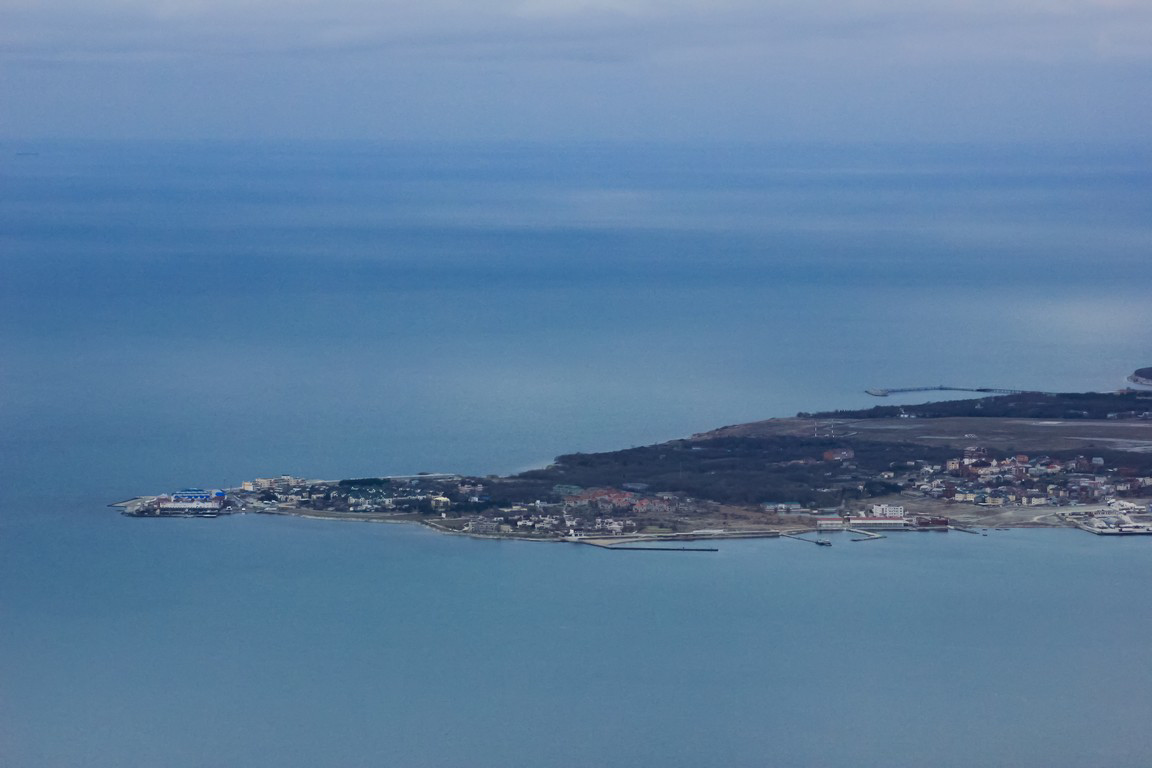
2,511 -> 1150,768
2,140 -> 1151,766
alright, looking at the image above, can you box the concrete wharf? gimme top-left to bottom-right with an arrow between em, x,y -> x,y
782,532 -> 832,546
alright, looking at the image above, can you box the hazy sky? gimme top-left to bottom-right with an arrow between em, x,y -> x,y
2,0 -> 1150,141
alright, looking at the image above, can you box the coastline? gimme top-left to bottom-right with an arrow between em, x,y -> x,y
257,506 -> 564,542
260,504 -> 1070,546
116,391 -> 1152,540
257,505 -> 804,543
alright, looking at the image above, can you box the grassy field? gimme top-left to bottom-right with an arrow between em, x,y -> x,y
697,416 -> 1152,455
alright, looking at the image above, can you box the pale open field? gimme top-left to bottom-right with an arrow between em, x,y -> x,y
698,417 -> 1152,454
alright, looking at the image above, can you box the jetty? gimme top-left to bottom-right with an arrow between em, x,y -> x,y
599,545 -> 719,552
847,528 -> 885,542
949,525 -> 982,535
782,532 -> 832,546
1070,520 -> 1152,536
864,385 -> 1047,397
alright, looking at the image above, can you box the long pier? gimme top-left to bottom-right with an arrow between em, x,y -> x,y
846,528 -> 886,542
1070,520 -> 1152,536
601,545 -> 720,552
782,532 -> 832,546
864,385 -> 1049,398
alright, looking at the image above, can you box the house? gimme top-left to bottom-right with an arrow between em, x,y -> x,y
764,502 -> 805,513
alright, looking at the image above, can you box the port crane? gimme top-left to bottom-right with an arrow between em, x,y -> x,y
864,386 -> 1040,398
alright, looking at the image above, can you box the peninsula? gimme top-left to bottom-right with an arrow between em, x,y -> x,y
116,390 -> 1152,541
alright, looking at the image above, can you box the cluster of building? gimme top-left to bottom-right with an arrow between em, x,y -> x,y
125,488 -> 229,517
234,475 -> 684,535
240,475 -> 309,493
813,503 -> 948,531
238,474 -> 465,514
558,486 -> 686,516
905,448 -> 1152,507
1062,500 -> 1152,535
168,441 -> 1152,538
458,485 -> 684,537
464,509 -> 639,537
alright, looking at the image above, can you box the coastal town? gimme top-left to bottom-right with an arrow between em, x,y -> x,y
117,391 -> 1152,542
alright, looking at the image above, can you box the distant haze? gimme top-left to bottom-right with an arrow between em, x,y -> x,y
3,0 -> 1151,141
3,141 -> 1150,496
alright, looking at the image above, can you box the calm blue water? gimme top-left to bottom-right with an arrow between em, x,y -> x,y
2,140 -> 1152,766
3,513 -> 1151,768
3,141 -> 1151,495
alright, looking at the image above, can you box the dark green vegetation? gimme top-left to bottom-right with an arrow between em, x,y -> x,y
507,437 -> 942,506
489,437 -> 1152,509
489,405 -> 1152,507
321,394 -> 1152,514
272,394 -> 1152,521
806,391 -> 1152,421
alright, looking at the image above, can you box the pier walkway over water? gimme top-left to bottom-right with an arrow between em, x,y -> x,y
864,385 -> 1050,397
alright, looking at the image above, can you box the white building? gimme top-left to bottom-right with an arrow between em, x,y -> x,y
869,503 -> 906,519
849,517 -> 909,529
156,488 -> 225,514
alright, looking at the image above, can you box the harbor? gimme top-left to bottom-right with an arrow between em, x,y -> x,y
113,489 -> 233,518
1058,500 -> 1152,535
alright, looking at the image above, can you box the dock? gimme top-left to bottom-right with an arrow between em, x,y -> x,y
782,532 -> 832,546
574,538 -> 719,551
601,545 -> 719,552
1071,520 -> 1152,536
846,528 -> 886,542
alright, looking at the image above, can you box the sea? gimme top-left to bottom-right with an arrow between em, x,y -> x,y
2,140 -> 1151,767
